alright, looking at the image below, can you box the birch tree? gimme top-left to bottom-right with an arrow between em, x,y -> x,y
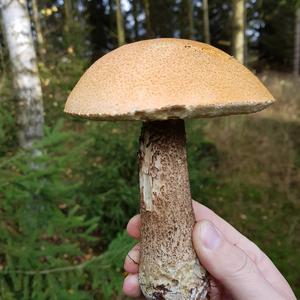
31,0 -> 46,58
1,0 -> 44,149
202,0 -> 211,44
294,7 -> 300,76
116,0 -> 125,46
232,0 -> 245,64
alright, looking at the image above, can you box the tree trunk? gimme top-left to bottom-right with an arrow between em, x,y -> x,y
0,24 -> 5,73
1,0 -> 44,150
187,0 -> 195,39
143,0 -> 154,38
31,0 -> 46,58
132,0 -> 139,40
232,0 -> 245,64
115,0 -> 126,46
294,7 -> 300,76
64,0 -> 73,32
202,0 -> 211,44
138,120 -> 209,300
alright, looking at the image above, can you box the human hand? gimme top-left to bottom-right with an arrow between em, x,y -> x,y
123,201 -> 296,300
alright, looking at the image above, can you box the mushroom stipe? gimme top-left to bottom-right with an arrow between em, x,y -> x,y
139,120 -> 209,299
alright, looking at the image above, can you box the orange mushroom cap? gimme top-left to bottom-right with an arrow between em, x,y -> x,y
64,38 -> 274,121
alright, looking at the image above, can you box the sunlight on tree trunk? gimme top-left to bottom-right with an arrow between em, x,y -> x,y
294,7 -> 300,76
232,0 -> 245,64
202,0 -> 211,44
143,0 -> 154,38
187,0 -> 195,39
31,0 -> 46,59
1,0 -> 44,150
116,0 -> 125,46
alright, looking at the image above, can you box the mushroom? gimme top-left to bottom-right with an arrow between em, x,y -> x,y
64,38 -> 274,300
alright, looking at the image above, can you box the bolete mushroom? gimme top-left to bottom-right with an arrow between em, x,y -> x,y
64,38 -> 274,300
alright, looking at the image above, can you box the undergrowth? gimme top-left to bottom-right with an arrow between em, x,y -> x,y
0,70 -> 299,298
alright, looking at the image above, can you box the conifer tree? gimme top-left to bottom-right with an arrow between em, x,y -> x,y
187,0 -> 195,39
64,0 -> 73,32
132,0 -> 139,39
143,0 -> 154,38
203,0 -> 211,44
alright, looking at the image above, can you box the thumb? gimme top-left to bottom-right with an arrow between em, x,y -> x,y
193,220 -> 285,300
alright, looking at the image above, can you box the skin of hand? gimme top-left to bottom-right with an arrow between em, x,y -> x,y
123,201 -> 297,300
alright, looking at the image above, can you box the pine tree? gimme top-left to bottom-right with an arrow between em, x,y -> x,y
115,0 -> 126,46
187,0 -> 195,39
232,0 -> 245,64
1,0 -> 44,150
203,0 -> 211,44
132,0 -> 139,39
143,0 -> 154,38
294,7 -> 300,75
64,0 -> 73,32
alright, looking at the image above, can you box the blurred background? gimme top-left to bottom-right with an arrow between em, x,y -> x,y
0,0 -> 299,299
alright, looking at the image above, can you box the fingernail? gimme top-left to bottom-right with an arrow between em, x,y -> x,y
200,221 -> 222,250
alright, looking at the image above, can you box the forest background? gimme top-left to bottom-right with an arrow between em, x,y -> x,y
0,0 -> 300,299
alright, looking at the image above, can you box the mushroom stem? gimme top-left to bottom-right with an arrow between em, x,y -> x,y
138,120 -> 209,300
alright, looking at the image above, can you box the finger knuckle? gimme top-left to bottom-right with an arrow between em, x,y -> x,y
228,250 -> 258,280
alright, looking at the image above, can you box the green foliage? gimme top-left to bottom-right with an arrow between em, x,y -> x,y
0,229 -> 135,300
35,1 -> 90,123
186,120 -> 219,203
0,123 -> 97,299
256,0 -> 296,68
77,121 -> 140,245
0,75 -> 17,154
0,116 -> 140,298
85,231 -> 136,300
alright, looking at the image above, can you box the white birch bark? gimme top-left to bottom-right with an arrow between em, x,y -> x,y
232,0 -> 245,64
0,0 -> 44,149
294,7 -> 300,76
